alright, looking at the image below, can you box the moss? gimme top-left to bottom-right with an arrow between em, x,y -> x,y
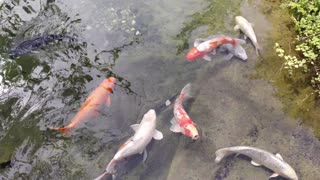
175,0 -> 242,54
254,0 -> 320,138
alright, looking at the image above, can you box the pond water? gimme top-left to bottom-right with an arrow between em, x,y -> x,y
0,0 -> 319,180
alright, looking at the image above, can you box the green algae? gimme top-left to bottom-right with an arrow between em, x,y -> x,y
175,0 -> 242,54
253,0 -> 320,138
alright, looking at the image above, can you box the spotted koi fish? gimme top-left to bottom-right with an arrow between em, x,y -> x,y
170,83 -> 199,140
186,36 -> 245,61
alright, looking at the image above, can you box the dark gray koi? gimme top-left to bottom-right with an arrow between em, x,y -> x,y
9,34 -> 76,58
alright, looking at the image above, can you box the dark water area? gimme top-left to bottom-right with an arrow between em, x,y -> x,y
0,0 -> 320,180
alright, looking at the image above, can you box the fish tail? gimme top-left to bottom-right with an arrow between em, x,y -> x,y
49,127 -> 71,136
214,148 -> 233,163
234,38 -> 246,46
255,43 -> 262,56
181,83 -> 192,98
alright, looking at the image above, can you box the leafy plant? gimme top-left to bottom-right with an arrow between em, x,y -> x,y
274,0 -> 320,95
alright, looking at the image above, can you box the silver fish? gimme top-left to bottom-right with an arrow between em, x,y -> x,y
104,109 -> 163,175
215,146 -> 298,180
194,35 -> 248,61
234,16 -> 261,55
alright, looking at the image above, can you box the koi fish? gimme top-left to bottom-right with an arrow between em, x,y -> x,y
9,34 -> 76,58
234,16 -> 261,55
50,77 -> 116,135
104,109 -> 163,175
215,146 -> 298,180
170,83 -> 199,140
186,36 -> 245,61
194,35 -> 248,61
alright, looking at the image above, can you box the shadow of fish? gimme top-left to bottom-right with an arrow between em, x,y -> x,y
9,34 -> 76,59
194,35 -> 248,61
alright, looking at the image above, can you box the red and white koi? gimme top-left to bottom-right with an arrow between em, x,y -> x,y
186,36 -> 245,61
170,83 -> 199,140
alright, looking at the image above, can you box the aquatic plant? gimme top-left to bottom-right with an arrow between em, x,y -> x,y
274,0 -> 320,95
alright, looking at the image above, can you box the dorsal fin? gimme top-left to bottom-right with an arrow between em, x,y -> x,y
130,124 -> 140,132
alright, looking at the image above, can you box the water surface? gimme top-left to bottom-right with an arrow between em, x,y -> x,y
0,0 -> 319,180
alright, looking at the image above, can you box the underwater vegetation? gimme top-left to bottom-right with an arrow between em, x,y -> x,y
274,0 -> 320,96
255,0 -> 320,138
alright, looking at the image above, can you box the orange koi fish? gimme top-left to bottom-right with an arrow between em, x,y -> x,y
170,83 -> 199,140
50,77 -> 116,135
186,36 -> 245,61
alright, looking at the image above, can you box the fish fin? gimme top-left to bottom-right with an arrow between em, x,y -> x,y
165,100 -> 171,106
181,83 -> 192,98
269,173 -> 279,178
130,124 -> 140,132
93,171 -> 112,180
250,160 -> 261,166
243,34 -> 248,40
211,49 -> 216,55
234,45 -> 248,61
170,123 -> 182,133
233,24 -> 240,31
275,153 -> 284,160
153,129 -> 163,140
106,96 -> 111,107
170,118 -> 177,124
194,38 -> 204,47
223,53 -> 234,61
50,127 -> 71,136
106,159 -> 119,174
143,149 -> 148,162
203,54 -> 212,61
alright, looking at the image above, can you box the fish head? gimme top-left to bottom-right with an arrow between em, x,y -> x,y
183,123 -> 199,140
235,16 -> 245,24
233,45 -> 248,60
141,109 -> 157,124
282,166 -> 298,180
186,47 -> 206,61
101,77 -> 116,92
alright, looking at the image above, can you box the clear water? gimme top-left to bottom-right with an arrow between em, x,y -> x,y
0,0 -> 319,180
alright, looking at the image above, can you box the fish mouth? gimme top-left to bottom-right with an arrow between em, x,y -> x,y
192,135 -> 199,140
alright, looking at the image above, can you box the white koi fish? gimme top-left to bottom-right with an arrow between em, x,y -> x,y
103,109 -> 163,175
234,16 -> 261,55
215,146 -> 298,180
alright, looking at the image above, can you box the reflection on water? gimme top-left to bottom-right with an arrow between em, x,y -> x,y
0,0 -> 144,178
